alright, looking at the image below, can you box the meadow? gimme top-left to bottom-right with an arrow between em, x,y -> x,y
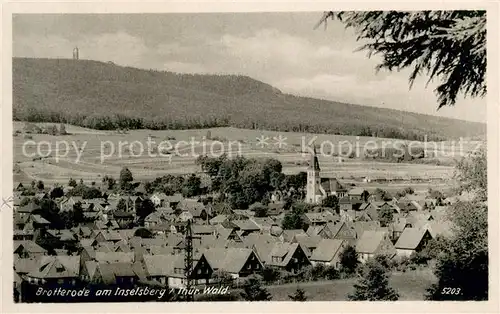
13,122 -> 480,193
267,269 -> 437,301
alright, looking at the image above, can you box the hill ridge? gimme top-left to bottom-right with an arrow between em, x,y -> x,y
13,57 -> 485,141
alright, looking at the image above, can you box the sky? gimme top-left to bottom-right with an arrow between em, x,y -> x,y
12,13 -> 487,123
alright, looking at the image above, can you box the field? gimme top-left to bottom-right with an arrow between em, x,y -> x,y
13,122 -> 482,192
267,269 -> 437,301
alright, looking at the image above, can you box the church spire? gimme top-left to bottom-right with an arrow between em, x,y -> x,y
309,145 -> 320,171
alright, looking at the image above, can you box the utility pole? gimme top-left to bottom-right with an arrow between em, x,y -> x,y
184,219 -> 194,301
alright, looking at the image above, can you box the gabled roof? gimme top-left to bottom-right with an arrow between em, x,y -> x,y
266,243 -> 307,267
18,202 -> 40,213
349,188 -> 367,196
353,221 -> 381,238
95,252 -> 134,264
321,178 -> 346,193
306,225 -> 324,237
192,224 -> 215,235
356,230 -> 389,254
202,247 -> 259,274
281,229 -> 307,242
143,254 -> 183,277
14,257 -> 40,274
98,262 -> 143,284
304,212 -> 327,224
30,214 -> 50,224
293,234 -> 322,250
421,221 -> 454,238
310,239 -> 346,262
395,228 -> 431,249
232,219 -> 260,231
209,214 -> 228,225
28,256 -> 80,279
14,240 -> 47,254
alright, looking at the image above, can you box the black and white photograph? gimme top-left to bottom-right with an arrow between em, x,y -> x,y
3,4 -> 496,307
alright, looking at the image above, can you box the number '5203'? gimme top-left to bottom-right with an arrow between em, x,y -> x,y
441,287 -> 461,295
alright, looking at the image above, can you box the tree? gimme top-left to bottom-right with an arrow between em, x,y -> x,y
318,11 -> 486,108
289,288 -> 308,301
134,227 -> 154,238
68,178 -> 77,187
36,180 -> 44,191
50,186 -> 64,199
373,188 -> 392,201
72,201 -> 84,225
377,205 -> 394,227
454,146 -> 486,201
281,204 -> 308,230
82,187 -> 102,199
339,245 -> 359,275
348,256 -> 399,301
59,123 -> 67,135
321,195 -> 339,212
119,167 -> 134,190
425,148 -> 487,300
181,174 -> 202,198
136,199 -> 155,225
116,198 -> 129,212
240,275 -> 272,301
250,202 -> 268,217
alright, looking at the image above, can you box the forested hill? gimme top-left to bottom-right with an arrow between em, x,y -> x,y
13,57 -> 486,141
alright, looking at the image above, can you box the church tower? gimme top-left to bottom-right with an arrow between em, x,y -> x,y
306,145 -> 322,204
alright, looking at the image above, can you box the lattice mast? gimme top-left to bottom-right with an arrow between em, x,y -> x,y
184,219 -> 194,301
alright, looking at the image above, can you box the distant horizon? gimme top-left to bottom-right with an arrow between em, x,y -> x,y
12,13 -> 487,123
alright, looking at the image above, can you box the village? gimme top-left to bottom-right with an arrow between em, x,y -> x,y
12,143 -> 461,302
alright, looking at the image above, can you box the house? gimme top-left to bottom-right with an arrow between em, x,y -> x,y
143,253 -> 213,288
249,217 -> 278,233
396,201 -> 419,213
94,230 -> 123,243
310,239 -> 349,268
394,228 -> 433,257
202,247 -> 264,278
209,214 -> 229,226
150,193 -> 167,207
93,262 -> 145,286
29,214 -> 50,229
231,220 -> 260,236
13,213 -> 30,230
421,220 -> 454,239
303,212 -> 328,227
280,229 -> 307,242
356,230 -> 396,263
213,226 -> 242,243
388,221 -> 408,243
292,234 -> 323,257
112,211 -> 135,227
17,202 -> 40,219
178,199 -> 210,222
348,188 -> 370,203
26,256 -> 80,286
14,240 -> 47,259
95,252 -> 135,264
260,242 -> 311,273
318,222 -> 357,244
144,211 -> 166,228
15,182 -> 25,191
192,224 -> 215,236
151,193 -> 183,208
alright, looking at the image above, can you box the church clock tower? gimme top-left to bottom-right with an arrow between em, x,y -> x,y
306,145 -> 321,204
